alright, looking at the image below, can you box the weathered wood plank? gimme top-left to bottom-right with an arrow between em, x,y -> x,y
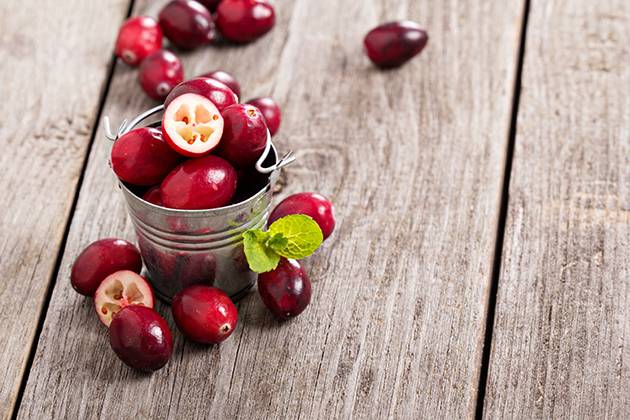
483,0 -> 630,418
0,1 -> 130,418
18,0 -> 524,418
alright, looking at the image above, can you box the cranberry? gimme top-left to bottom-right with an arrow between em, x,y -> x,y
216,0 -> 275,43
111,127 -> 181,186
172,285 -> 238,344
197,0 -> 221,12
258,259 -> 311,320
160,155 -> 237,209
109,306 -> 173,371
94,270 -> 155,327
363,21 -> 428,68
162,93 -> 224,157
200,70 -> 241,98
269,193 -> 335,239
142,186 -> 164,206
245,97 -> 281,136
165,77 -> 238,112
158,0 -> 216,49
216,104 -> 267,169
138,50 -> 184,100
71,238 -> 142,296
115,16 -> 163,66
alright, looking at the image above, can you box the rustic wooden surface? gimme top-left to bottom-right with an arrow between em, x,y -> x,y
13,0 -> 525,418
0,1 -> 129,418
483,0 -> 630,418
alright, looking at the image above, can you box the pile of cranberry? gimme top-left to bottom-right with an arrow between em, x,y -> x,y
68,0 -> 430,373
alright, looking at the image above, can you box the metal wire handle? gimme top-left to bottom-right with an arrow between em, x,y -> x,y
103,105 -> 295,174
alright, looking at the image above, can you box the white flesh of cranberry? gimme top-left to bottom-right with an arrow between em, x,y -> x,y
94,270 -> 154,327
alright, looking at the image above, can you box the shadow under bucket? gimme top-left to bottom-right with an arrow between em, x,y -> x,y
106,105 -> 293,302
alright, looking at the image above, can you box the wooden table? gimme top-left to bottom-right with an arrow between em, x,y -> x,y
2,0 -> 628,418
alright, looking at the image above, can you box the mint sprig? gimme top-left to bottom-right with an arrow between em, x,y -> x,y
242,214 -> 324,273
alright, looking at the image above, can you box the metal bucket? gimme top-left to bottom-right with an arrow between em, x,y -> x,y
105,106 -> 294,302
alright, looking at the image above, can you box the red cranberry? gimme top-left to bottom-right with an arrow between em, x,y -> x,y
258,258 -> 311,320
111,127 -> 181,186
94,270 -> 155,327
160,155 -> 237,209
172,285 -> 238,344
363,21 -> 428,68
71,238 -> 142,296
162,93 -> 224,157
115,16 -> 163,66
165,77 -> 238,112
216,0 -> 275,43
109,306 -> 173,372
142,186 -> 163,206
245,97 -> 281,136
158,0 -> 216,49
216,104 -> 267,169
197,0 -> 221,12
269,193 -> 335,239
200,70 -> 241,98
138,50 -> 184,100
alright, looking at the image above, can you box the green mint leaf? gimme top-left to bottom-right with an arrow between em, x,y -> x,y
242,230 -> 280,273
267,232 -> 289,250
268,214 -> 323,259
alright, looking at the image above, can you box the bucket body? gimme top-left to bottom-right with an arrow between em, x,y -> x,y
119,149 -> 279,302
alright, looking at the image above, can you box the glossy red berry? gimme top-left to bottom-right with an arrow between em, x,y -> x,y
111,127 -> 181,186
158,0 -> 216,49
172,285 -> 238,344
142,186 -> 163,206
363,21 -> 428,68
216,0 -> 275,43
138,50 -> 184,100
258,259 -> 311,321
71,238 -> 142,296
109,306 -> 173,371
160,155 -> 237,209
115,16 -> 163,66
269,193 -> 335,239
216,104 -> 268,169
165,77 -> 238,112
200,70 -> 241,98
245,97 -> 281,136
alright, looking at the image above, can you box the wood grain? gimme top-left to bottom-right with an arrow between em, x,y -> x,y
0,1 -> 129,418
483,0 -> 630,418
17,0 -> 524,418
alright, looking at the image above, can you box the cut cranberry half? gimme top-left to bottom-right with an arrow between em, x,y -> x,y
165,77 -> 238,112
115,16 -> 163,66
162,93 -> 224,157
94,270 -> 155,327
138,50 -> 184,100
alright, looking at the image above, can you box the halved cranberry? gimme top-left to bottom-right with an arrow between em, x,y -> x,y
138,50 -> 184,100
160,155 -> 237,209
245,97 -> 281,136
363,21 -> 428,68
142,186 -> 164,206
165,77 -> 238,112
115,16 -> 163,66
200,70 -> 241,98
216,0 -> 275,43
111,127 -> 181,186
216,104 -> 267,169
172,285 -> 238,344
162,93 -> 224,157
71,239 -> 142,296
269,192 -> 335,239
94,270 -> 155,327
109,306 -> 173,371
158,0 -> 216,49
258,258 -> 311,320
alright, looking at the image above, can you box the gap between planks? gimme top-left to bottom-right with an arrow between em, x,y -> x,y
8,2 -> 137,419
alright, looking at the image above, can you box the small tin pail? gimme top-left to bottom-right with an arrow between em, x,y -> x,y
105,105 -> 293,302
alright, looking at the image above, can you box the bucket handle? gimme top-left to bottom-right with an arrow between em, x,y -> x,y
103,105 -> 295,174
